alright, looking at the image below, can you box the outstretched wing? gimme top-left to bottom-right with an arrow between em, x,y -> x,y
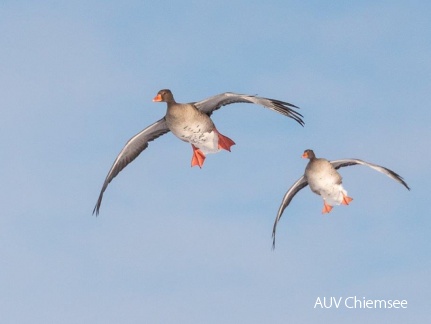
272,176 -> 309,249
193,92 -> 304,126
330,159 -> 410,190
93,118 -> 170,215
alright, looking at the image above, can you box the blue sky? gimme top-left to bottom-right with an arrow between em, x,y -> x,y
1,1 -> 430,323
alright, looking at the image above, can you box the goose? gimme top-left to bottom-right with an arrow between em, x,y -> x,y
272,149 -> 410,247
93,89 -> 303,215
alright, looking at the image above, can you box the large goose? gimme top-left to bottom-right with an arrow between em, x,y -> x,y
272,149 -> 410,247
93,89 -> 303,215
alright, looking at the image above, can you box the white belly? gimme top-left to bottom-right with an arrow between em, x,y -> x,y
172,125 -> 220,155
308,172 -> 348,206
316,183 -> 348,206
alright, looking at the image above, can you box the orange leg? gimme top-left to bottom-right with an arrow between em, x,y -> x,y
341,194 -> 353,205
191,145 -> 206,168
214,128 -> 235,152
322,201 -> 333,214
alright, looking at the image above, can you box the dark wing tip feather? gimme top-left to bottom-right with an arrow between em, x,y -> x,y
385,168 -> 410,190
270,98 -> 304,126
93,194 -> 104,216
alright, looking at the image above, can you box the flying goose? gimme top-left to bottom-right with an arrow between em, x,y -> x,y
272,149 -> 410,247
93,89 -> 303,215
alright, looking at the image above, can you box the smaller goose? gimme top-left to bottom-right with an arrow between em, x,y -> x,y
272,149 -> 410,247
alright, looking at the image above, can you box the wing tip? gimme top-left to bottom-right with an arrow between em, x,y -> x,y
271,209 -> 285,250
271,229 -> 277,250
92,194 -> 103,216
402,181 -> 411,191
92,204 -> 100,216
271,100 -> 305,126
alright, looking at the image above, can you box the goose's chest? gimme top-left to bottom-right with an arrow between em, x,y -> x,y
305,161 -> 341,193
166,106 -> 214,145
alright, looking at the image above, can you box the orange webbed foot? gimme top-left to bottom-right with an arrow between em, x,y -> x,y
191,145 -> 206,168
214,128 -> 235,152
341,195 -> 353,205
322,201 -> 333,214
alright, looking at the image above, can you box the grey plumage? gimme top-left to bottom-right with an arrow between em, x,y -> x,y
272,151 -> 410,248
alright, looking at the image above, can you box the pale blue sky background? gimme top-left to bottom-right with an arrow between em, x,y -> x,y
1,1 -> 430,323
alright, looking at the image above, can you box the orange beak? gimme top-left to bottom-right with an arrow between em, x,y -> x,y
302,152 -> 308,158
152,94 -> 162,102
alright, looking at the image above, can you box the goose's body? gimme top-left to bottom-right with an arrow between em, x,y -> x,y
159,91 -> 236,165
303,150 -> 352,212
272,149 -> 410,248
93,89 -> 303,215
165,102 -> 221,153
